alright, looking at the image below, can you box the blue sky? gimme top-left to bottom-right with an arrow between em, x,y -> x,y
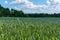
0,0 -> 60,13
29,0 -> 46,5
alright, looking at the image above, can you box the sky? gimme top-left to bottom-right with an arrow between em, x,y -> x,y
0,0 -> 60,13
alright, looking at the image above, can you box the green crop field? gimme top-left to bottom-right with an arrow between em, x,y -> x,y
0,17 -> 60,40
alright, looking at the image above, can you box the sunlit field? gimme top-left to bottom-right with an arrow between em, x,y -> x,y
0,17 -> 60,40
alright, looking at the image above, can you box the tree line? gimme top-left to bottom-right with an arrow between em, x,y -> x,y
0,4 -> 60,17
0,4 -> 25,17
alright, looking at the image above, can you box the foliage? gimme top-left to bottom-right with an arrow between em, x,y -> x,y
0,4 -> 60,17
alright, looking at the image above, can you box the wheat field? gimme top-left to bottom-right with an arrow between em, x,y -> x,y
0,17 -> 60,40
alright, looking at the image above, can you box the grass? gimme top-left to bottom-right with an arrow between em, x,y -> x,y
0,18 -> 60,40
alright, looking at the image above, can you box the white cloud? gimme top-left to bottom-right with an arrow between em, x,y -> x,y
55,5 -> 60,11
10,0 -> 48,9
47,0 -> 51,5
10,0 -> 37,9
10,0 -> 60,13
5,1 -> 8,4
54,0 -> 60,3
10,0 -> 27,4
14,7 -> 20,10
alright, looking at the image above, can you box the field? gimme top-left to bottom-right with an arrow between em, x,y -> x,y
0,17 -> 60,40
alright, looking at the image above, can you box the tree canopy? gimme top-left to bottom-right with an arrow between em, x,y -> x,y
0,4 -> 60,17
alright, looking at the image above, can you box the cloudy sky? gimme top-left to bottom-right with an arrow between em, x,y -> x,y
0,0 -> 60,13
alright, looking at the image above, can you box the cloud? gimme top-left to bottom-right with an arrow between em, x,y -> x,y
5,1 -> 8,4
14,7 -> 20,10
54,0 -> 60,3
47,0 -> 51,5
10,0 -> 27,4
10,0 -> 37,9
10,0 -> 48,9
10,0 -> 60,13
